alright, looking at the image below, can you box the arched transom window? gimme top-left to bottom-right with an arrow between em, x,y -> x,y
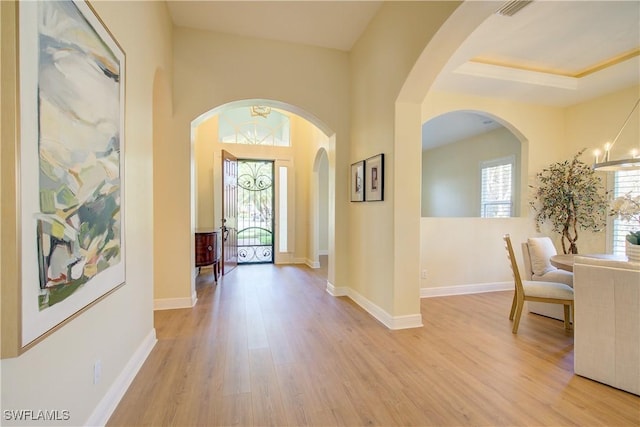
219,106 -> 290,146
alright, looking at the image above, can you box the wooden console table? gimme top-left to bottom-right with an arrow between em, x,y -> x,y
195,229 -> 221,281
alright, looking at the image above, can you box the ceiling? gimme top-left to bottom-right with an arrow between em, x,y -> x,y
166,1 -> 383,52
165,1 -> 640,148
433,0 -> 640,108
422,111 -> 504,150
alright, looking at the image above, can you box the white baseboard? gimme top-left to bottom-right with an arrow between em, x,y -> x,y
153,290 -> 197,311
306,259 -> 321,269
390,314 -> 424,330
326,283 -> 422,330
326,281 -> 347,296
421,282 -> 512,298
318,249 -> 329,256
85,329 -> 157,426
275,257 -> 307,265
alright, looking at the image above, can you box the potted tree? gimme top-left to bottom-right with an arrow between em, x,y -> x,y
530,150 -> 608,254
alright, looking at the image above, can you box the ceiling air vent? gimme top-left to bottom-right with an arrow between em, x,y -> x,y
495,0 -> 533,17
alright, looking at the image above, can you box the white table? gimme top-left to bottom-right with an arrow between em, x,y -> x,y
550,253 -> 626,272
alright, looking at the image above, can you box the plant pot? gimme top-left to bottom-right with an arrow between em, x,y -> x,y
626,241 -> 640,263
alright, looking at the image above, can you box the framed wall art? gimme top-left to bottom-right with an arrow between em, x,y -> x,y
365,154 -> 384,201
351,161 -> 365,202
18,0 -> 126,347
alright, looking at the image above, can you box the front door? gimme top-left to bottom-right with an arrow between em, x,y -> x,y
221,150 -> 238,275
237,160 -> 274,264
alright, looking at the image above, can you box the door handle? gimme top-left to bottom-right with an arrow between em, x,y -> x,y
221,218 -> 229,241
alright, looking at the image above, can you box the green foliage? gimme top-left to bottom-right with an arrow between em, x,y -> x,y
529,149 -> 608,254
627,231 -> 640,245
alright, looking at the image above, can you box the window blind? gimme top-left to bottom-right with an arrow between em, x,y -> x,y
612,169 -> 640,255
480,157 -> 514,218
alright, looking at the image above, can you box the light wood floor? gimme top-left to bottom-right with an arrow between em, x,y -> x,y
108,261 -> 639,426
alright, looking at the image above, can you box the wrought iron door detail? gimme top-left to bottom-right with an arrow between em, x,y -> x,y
237,160 -> 274,264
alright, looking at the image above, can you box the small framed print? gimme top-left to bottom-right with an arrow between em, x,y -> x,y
350,161 -> 365,202
365,154 -> 384,202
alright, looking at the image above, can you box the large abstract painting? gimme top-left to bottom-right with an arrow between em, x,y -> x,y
19,0 -> 125,346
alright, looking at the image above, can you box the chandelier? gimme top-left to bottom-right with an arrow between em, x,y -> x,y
250,105 -> 271,118
592,98 -> 640,171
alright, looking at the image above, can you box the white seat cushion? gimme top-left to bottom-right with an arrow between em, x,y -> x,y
523,280 -> 574,300
534,269 -> 574,287
527,237 -> 558,276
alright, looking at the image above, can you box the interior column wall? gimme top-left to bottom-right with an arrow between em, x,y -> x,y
349,1 -> 461,323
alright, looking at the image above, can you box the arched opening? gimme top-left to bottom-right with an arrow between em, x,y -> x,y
421,110 -> 528,218
190,99 -> 335,284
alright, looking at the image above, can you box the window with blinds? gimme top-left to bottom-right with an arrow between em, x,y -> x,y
612,169 -> 640,255
480,156 -> 514,218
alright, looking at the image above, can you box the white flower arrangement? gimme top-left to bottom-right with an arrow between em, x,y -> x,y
610,192 -> 640,245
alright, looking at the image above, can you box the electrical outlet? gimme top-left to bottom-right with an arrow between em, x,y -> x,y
421,270 -> 428,279
93,360 -> 102,385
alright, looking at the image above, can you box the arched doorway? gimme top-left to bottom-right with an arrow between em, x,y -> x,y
190,100 -> 335,282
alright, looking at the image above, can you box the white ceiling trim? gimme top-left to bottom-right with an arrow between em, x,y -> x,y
454,61 -> 578,90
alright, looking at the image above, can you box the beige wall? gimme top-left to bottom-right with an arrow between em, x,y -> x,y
421,216 -> 537,289
422,127 -> 522,217
300,121 -> 333,266
1,1 -> 173,425
153,68 -> 179,304
566,85 -> 639,252
318,152 -> 329,254
1,0 -> 20,356
566,86 -> 639,163
159,27 -> 350,304
349,1 -> 461,321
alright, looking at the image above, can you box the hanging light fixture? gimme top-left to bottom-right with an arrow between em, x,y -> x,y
250,105 -> 271,118
592,98 -> 640,171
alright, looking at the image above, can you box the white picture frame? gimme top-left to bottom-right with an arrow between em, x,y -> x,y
19,0 -> 126,346
351,161 -> 365,202
365,154 -> 384,201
